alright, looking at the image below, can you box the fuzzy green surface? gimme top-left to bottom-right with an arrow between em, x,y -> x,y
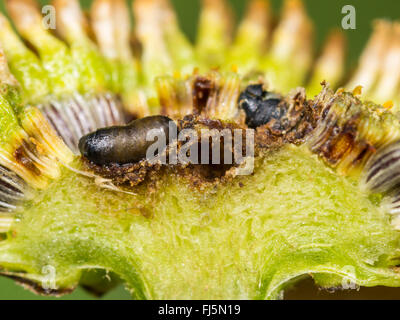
0,145 -> 399,299
70,41 -> 109,94
0,94 -> 21,144
5,54 -> 50,105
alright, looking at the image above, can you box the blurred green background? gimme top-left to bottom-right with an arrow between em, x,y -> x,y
0,0 -> 400,300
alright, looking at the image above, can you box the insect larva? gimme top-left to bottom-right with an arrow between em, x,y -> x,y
79,115 -> 176,165
238,84 -> 284,129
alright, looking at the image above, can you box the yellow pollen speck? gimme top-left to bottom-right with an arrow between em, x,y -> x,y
29,137 -> 45,154
173,71 -> 181,79
383,100 -> 394,110
231,64 -> 238,73
336,88 -> 345,94
352,85 -> 363,96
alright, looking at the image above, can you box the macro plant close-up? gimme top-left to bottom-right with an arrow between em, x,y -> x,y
2,0 -> 400,301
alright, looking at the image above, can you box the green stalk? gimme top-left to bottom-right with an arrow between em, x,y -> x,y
159,0 -> 196,75
6,0 -> 79,97
91,0 -> 146,117
261,0 -> 313,93
196,0 -> 233,69
133,0 -> 172,85
228,0 -> 271,74
307,30 -> 346,97
52,0 -> 109,94
0,13 -> 50,105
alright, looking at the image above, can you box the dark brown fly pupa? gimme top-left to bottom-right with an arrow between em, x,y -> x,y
79,115 -> 175,165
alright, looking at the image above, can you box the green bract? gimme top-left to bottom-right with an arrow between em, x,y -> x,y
2,146 -> 400,299
0,0 -> 400,300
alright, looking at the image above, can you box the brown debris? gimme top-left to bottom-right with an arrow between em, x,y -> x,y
255,88 -> 318,148
84,157 -> 163,187
13,141 -> 41,176
192,77 -> 214,115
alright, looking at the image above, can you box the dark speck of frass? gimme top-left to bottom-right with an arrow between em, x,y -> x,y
238,84 -> 284,129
